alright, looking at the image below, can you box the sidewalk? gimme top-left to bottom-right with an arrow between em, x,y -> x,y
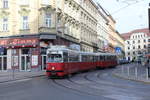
0,71 -> 45,83
113,63 -> 150,83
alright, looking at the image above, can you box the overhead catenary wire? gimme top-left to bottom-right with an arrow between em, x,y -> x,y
111,0 -> 145,15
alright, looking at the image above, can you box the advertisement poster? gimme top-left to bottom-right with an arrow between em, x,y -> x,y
32,55 -> 38,66
13,56 -> 18,66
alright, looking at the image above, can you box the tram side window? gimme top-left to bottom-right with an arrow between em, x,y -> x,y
104,56 -> 106,61
47,54 -> 62,62
63,52 -> 68,62
93,56 -> 97,62
89,55 -> 92,62
68,54 -> 79,62
82,55 -> 87,62
99,56 -> 103,61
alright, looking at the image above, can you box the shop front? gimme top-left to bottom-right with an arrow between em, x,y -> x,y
0,37 -> 40,71
0,33 -> 80,72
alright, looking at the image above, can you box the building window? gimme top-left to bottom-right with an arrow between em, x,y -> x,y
148,39 -> 150,42
3,0 -> 8,8
2,18 -> 8,31
133,51 -> 135,55
144,39 -> 146,42
128,52 -> 130,55
128,47 -> 130,50
133,40 -> 135,44
128,57 -> 130,61
42,0 -> 49,5
144,45 -> 146,48
22,16 -> 29,30
127,41 -> 130,44
138,45 -> 140,49
138,40 -> 140,43
20,0 -> 29,5
45,14 -> 51,27
133,46 -> 135,49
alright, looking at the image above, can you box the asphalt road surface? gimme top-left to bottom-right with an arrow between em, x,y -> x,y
0,68 -> 150,100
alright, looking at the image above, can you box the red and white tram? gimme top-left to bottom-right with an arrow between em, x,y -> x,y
46,46 -> 118,77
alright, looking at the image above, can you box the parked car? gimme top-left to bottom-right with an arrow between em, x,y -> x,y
118,59 -> 129,64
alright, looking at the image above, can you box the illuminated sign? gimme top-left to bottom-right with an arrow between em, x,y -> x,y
0,38 -> 38,47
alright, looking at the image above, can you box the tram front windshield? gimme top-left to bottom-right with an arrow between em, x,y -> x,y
47,54 -> 63,62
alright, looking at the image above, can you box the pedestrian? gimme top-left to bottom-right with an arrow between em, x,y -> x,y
145,59 -> 149,68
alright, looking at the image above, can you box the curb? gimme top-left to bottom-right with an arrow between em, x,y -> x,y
0,74 -> 45,84
113,73 -> 150,84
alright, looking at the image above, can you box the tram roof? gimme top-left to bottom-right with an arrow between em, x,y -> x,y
79,52 -> 97,55
96,52 -> 117,56
47,46 -> 80,53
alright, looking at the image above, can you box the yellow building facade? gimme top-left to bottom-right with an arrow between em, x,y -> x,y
0,0 -> 124,71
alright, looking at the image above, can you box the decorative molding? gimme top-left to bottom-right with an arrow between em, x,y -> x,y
39,5 -> 55,12
0,10 -> 10,18
18,8 -> 30,16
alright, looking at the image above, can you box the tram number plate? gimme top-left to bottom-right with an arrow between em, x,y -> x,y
51,71 -> 56,75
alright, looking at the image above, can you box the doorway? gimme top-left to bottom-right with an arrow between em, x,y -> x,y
0,56 -> 7,71
41,55 -> 46,70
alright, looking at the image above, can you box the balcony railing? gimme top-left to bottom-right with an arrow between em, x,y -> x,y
38,27 -> 57,34
19,29 -> 30,34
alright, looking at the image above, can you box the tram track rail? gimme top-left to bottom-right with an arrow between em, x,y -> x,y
52,78 -> 102,97
51,68 -> 150,98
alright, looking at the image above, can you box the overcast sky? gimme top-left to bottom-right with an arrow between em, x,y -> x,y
95,0 -> 150,33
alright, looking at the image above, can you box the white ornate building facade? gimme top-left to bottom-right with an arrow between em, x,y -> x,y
122,28 -> 150,61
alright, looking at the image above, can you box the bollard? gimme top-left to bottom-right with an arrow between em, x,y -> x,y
148,67 -> 150,78
121,66 -> 124,74
127,67 -> 130,76
135,67 -> 138,78
146,68 -> 149,80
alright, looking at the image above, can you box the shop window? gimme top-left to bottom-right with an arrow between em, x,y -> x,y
12,49 -> 17,55
22,49 -> 30,54
41,48 -> 47,54
0,48 -> 7,55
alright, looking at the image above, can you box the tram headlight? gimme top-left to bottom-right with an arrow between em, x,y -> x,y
52,67 -> 55,70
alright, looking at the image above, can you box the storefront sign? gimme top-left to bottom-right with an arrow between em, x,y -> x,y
0,38 -> 38,47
